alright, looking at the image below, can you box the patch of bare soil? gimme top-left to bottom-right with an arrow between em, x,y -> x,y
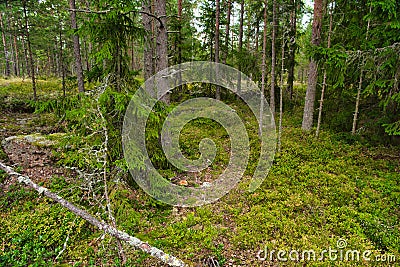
0,112 -> 72,194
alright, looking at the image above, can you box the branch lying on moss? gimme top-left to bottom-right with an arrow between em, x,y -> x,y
0,162 -> 186,267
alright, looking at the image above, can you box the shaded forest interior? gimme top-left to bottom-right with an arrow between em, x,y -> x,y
0,0 -> 399,266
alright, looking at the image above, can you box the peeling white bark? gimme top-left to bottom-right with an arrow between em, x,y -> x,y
0,162 -> 185,267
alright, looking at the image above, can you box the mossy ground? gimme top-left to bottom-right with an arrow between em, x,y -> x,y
0,78 -> 399,266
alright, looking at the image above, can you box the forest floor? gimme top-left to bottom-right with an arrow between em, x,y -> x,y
0,78 -> 399,266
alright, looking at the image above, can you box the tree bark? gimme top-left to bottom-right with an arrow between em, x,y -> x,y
223,0 -> 231,64
278,31 -> 285,152
154,0 -> 169,104
68,0 -> 85,93
13,34 -> 20,76
7,14 -> 16,76
237,0 -> 245,96
316,4 -> 333,137
59,26 -> 66,97
178,0 -> 183,65
215,0 -> 221,100
0,162 -> 185,267
20,21 -> 28,78
352,4 -> 372,135
270,0 -> 277,114
301,0 -> 323,131
22,0 -> 36,100
142,0 -> 154,81
177,0 -> 183,92
286,0 -> 297,100
260,0 -> 268,137
255,22 -> 260,52
352,70 -> 363,135
0,12 -> 10,77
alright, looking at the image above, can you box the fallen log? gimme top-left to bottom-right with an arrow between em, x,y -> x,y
0,162 -> 185,267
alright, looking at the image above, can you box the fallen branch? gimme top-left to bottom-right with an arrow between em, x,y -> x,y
0,162 -> 185,267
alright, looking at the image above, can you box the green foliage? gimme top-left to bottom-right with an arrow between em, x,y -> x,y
383,121 -> 400,136
81,0 -> 143,85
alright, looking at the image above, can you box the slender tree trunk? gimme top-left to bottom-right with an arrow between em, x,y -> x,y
223,0 -> 231,64
20,22 -> 28,79
22,0 -> 36,100
215,0 -> 221,100
246,12 -> 251,51
278,31 -> 285,152
0,12 -> 10,77
142,0 -> 154,81
85,0 -> 92,72
130,42 -> 135,70
352,71 -> 363,134
13,34 -> 20,76
287,0 -> 297,100
352,4 -> 372,135
237,0 -> 244,96
316,4 -> 333,137
255,22 -> 260,52
68,0 -> 85,93
178,0 -> 183,65
270,0 -> 277,114
59,26 -> 66,97
47,50 -> 52,76
259,0 -> 268,137
301,0 -> 323,131
154,0 -> 169,104
177,0 -> 183,92
6,14 -> 16,77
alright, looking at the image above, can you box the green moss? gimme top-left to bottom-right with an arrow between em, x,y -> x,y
1,83 -> 399,266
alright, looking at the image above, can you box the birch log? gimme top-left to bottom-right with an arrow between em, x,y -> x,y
0,162 -> 185,267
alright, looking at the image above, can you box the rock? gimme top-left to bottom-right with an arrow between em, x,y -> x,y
2,133 -> 66,148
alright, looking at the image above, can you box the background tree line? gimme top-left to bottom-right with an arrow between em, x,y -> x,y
0,0 -> 399,142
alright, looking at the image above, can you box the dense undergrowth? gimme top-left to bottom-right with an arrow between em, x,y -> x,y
0,78 -> 399,266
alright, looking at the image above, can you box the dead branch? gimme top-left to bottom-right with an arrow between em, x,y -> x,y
0,162 -> 185,267
95,77 -> 127,263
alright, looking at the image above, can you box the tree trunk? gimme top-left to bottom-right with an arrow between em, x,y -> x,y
223,0 -> 231,64
352,4 -> 372,135
22,0 -> 36,101
20,23 -> 28,78
286,0 -> 297,100
142,0 -> 154,81
352,71 -> 363,135
278,31 -> 285,152
59,26 -> 66,97
177,0 -> 183,92
270,0 -> 277,114
255,22 -> 260,52
316,4 -> 333,137
7,14 -> 16,77
0,12 -> 10,77
246,12 -> 251,51
154,0 -> 169,104
215,0 -> 221,100
301,0 -> 323,131
13,34 -> 20,76
68,0 -> 85,93
237,0 -> 244,96
259,0 -> 268,137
